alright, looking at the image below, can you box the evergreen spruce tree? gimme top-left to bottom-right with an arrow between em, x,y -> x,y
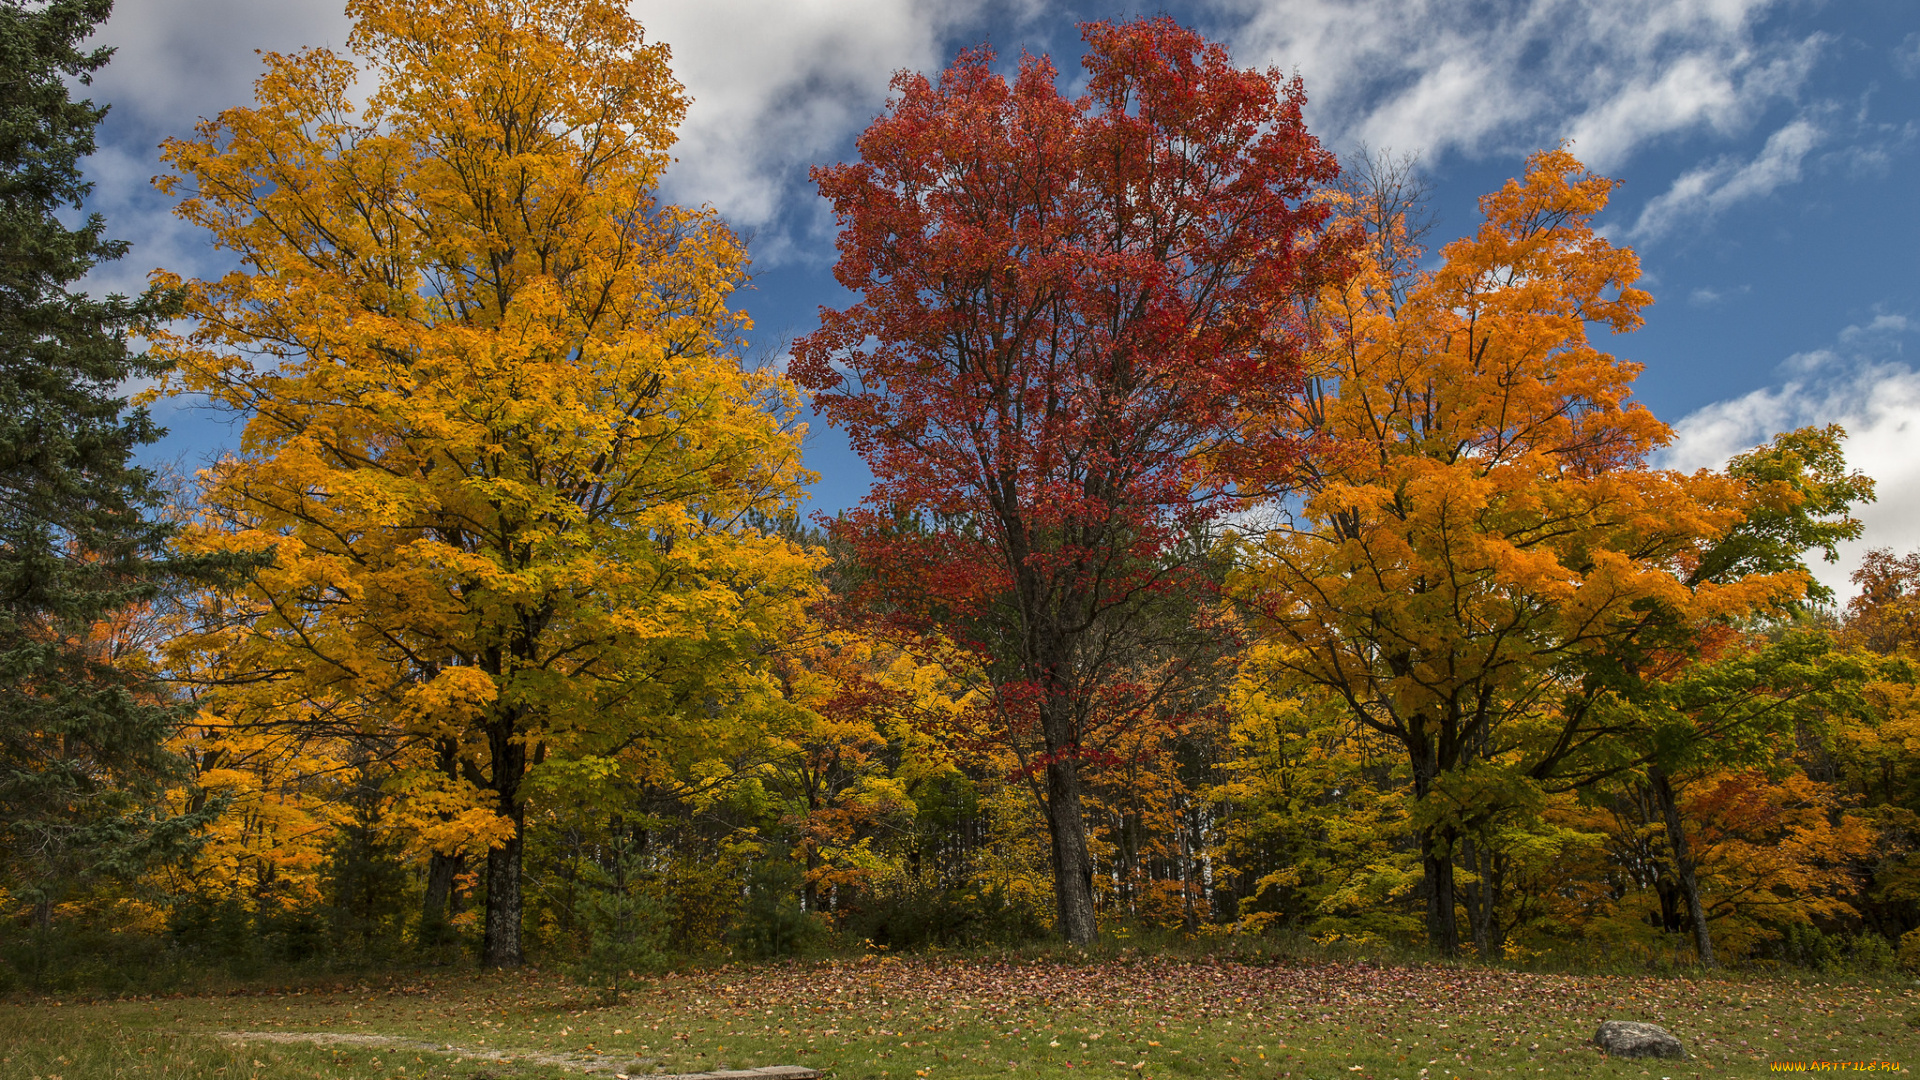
574,826 -> 670,1003
0,0 -> 202,926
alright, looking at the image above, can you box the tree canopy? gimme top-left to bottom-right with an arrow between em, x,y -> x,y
790,17 -> 1351,943
152,0 -> 818,968
1224,148 -> 1824,955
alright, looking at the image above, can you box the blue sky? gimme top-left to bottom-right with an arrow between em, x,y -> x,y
80,0 -> 1919,596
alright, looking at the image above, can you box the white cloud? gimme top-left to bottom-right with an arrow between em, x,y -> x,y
74,1 -> 1858,281
1896,32 -> 1920,79
82,0 -> 995,276
1212,0 -> 1818,168
630,0 -> 996,258
89,0 -> 351,138
1627,115 -> 1822,241
1688,284 -> 1750,307
76,1 -> 352,295
1660,313 -> 1919,599
1779,347 -> 1839,375
1840,314 -> 1911,341
1566,30 -> 1820,169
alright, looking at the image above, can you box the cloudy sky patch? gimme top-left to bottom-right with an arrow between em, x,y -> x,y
1662,311 -> 1918,598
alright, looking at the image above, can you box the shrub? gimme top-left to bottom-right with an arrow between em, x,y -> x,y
844,883 -> 1049,951
1846,931 -> 1897,972
573,842 -> 672,1001
1899,927 -> 1920,974
730,862 -> 824,960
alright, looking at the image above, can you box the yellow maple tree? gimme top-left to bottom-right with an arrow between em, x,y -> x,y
151,0 -> 818,967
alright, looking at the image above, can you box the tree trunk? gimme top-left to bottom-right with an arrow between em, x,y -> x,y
1044,753 -> 1098,945
1650,766 -> 1715,967
1481,847 -> 1507,959
481,709 -> 528,969
483,827 -> 524,968
1460,834 -> 1483,955
802,798 -> 822,913
1406,711 -> 1465,957
1421,825 -> 1461,956
1411,740 -> 1462,957
419,736 -> 464,945
1653,875 -> 1683,932
1461,834 -> 1504,960
421,851 -> 462,942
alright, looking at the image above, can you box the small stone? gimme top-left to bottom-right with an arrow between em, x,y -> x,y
1592,1020 -> 1686,1059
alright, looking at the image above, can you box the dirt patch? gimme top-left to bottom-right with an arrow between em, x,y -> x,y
213,1030 -> 651,1073
212,1032 -> 818,1079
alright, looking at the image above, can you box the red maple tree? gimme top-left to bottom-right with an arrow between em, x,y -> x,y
790,18 -> 1350,942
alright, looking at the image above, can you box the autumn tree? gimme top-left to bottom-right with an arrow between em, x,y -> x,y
155,0 -> 817,968
1836,551 -> 1920,947
760,631 -> 953,913
790,18 -> 1348,944
1598,628 -> 1879,965
1227,149 -> 1809,956
1217,652 -> 1426,939
1693,425 -> 1874,606
1600,426 -> 1876,966
1847,549 -> 1920,658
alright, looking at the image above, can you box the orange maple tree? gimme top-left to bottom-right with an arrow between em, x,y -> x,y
1227,148 -> 1805,954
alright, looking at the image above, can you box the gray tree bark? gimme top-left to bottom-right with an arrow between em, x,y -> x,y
420,850 -> 463,941
1649,765 -> 1715,967
1421,827 -> 1461,957
480,709 -> 528,969
1044,753 -> 1098,944
483,830 -> 524,969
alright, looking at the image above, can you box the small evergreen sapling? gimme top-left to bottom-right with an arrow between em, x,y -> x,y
574,829 -> 669,1002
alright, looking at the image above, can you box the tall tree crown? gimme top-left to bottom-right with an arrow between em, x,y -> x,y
152,0 -> 817,968
790,17 -> 1350,944
792,17 -> 1350,624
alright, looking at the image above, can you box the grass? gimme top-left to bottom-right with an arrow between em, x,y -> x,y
0,953 -> 1914,1080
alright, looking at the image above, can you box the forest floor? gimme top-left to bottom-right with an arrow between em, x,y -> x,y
0,954 -> 1914,1080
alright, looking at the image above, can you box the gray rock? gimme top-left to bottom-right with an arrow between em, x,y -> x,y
1592,1020 -> 1686,1059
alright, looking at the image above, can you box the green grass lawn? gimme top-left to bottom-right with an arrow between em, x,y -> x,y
1,956 -> 1914,1080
